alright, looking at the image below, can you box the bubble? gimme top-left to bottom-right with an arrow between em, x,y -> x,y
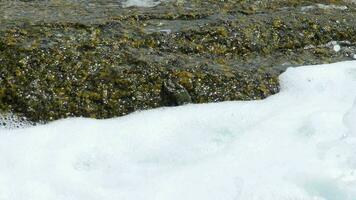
0,113 -> 35,129
333,44 -> 341,52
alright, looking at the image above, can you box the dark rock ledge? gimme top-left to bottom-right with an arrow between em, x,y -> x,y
0,0 -> 356,122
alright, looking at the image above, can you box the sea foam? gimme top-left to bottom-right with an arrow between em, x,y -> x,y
1,61 -> 356,199
122,0 -> 162,7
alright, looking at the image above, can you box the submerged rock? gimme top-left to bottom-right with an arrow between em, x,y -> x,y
0,0 -> 355,122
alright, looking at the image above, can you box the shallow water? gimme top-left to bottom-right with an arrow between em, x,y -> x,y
0,0 -> 157,28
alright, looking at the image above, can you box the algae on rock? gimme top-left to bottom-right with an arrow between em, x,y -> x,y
0,0 -> 356,122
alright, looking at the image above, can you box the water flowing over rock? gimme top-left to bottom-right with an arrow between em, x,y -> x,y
0,0 -> 356,122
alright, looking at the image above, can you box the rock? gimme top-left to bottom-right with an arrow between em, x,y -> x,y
162,79 -> 192,106
0,0 -> 355,122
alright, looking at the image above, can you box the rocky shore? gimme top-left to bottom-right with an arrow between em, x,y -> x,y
1,0 -> 356,122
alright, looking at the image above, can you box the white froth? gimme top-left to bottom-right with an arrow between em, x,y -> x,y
1,61 -> 356,199
301,4 -> 348,11
0,113 -> 33,129
122,0 -> 162,8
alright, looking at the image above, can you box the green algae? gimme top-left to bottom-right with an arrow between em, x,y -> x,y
0,0 -> 355,122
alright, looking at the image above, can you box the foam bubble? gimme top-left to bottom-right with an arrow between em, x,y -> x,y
0,113 -> 34,129
333,44 -> 341,52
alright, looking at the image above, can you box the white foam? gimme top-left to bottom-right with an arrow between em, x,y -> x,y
1,61 -> 356,199
122,0 -> 162,8
0,113 -> 33,129
301,4 -> 348,11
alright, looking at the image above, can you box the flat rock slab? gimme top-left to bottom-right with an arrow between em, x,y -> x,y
0,0 -> 356,122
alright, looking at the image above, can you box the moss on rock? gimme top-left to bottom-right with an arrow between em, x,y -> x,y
0,0 -> 355,122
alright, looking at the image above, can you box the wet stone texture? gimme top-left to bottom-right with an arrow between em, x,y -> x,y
0,0 -> 356,122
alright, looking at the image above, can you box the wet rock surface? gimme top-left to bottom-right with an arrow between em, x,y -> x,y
0,0 -> 356,122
